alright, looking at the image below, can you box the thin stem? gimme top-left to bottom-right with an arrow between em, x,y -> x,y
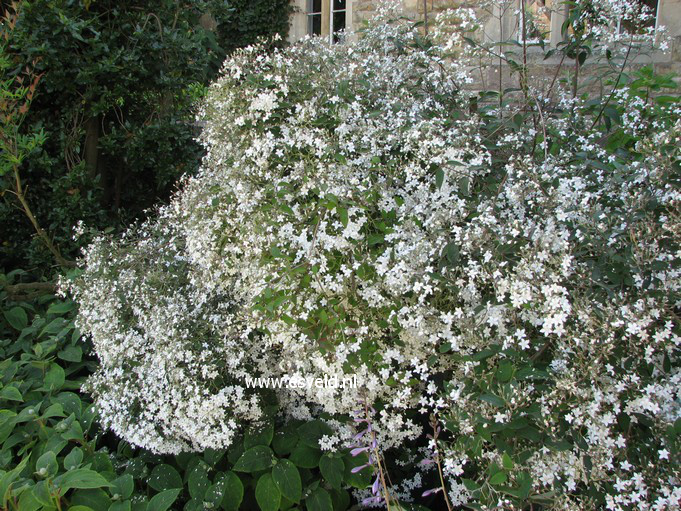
590,35 -> 634,129
12,167 -> 76,268
431,416 -> 454,511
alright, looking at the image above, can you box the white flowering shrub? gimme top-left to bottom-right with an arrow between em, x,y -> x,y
69,1 -> 680,509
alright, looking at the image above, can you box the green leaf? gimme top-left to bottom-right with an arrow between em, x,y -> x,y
70,489 -> 112,510
337,207 -> 348,228
319,455 -> 344,491
478,393 -> 505,407
109,501 -> 132,511
147,464 -> 182,491
272,427 -> 298,457
4,306 -> 27,330
497,362 -> 513,383
56,468 -> 112,491
0,386 -> 23,402
296,420 -> 334,449
47,301 -> 76,315
233,446 -> 275,473
435,167 -> 444,189
502,452 -> 514,470
244,423 -> 274,449
17,488 -> 42,511
147,489 -> 181,511
31,480 -> 53,507
188,465 -> 210,500
111,474 -> 134,500
289,444 -> 321,468
44,364 -> 65,391
306,487 -> 333,511
489,472 -> 507,486
0,457 -> 28,504
36,450 -> 58,478
58,345 -> 83,362
64,447 -> 84,470
272,459 -> 301,503
343,453 -> 371,489
255,473 -> 280,511
221,471 -> 244,511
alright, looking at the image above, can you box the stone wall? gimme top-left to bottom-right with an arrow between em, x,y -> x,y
351,0 -> 681,83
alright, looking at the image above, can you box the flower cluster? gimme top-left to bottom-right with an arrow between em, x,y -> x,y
68,1 -> 680,508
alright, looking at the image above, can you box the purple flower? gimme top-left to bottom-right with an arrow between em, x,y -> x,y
422,487 -> 442,497
371,476 -> 381,495
361,496 -> 382,506
351,463 -> 370,473
351,446 -> 369,457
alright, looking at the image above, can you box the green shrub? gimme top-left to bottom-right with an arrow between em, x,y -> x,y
67,1 -> 681,510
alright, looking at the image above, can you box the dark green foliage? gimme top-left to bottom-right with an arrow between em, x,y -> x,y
0,270 -> 363,510
0,0 -> 290,270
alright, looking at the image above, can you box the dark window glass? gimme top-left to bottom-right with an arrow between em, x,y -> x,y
308,13 -> 322,35
333,0 -> 346,10
308,0 -> 322,13
333,10 -> 345,31
332,10 -> 345,43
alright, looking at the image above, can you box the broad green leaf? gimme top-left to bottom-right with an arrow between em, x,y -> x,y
0,386 -> 23,402
478,393 -> 505,408
306,487 -> 333,511
296,420 -> 334,449
272,459 -> 301,502
58,346 -> 83,363
3,306 -> 27,331
36,450 -> 58,478
44,364 -> 65,391
56,468 -> 112,491
109,501 -> 132,511
70,488 -> 112,510
147,464 -> 182,491
47,301 -> 76,315
233,446 -> 275,473
289,444 -> 321,468
244,423 -> 274,449
319,455 -> 344,490
64,447 -> 83,471
255,473 -> 280,511
111,474 -> 134,500
343,453 -> 371,489
272,426 -> 298,456
221,471 -> 243,511
147,489 -> 180,511
489,471 -> 507,485
31,480 -> 53,507
0,457 -> 28,503
188,465 -> 209,500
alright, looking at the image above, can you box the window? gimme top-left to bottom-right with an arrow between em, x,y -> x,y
307,0 -> 322,36
331,0 -> 347,43
306,0 -> 347,43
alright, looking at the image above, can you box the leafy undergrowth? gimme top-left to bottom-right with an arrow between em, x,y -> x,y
0,270 -> 378,511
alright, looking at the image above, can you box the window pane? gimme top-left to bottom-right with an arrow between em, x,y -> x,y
308,13 -> 321,35
333,0 -> 346,11
333,10 -> 346,32
307,0 -> 322,14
